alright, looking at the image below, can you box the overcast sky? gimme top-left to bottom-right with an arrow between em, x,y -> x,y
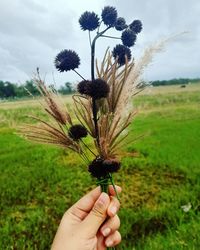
0,0 -> 199,86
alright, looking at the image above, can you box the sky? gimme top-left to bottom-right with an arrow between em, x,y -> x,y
0,0 -> 199,86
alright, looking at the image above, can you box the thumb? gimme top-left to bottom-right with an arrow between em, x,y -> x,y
80,192 -> 110,238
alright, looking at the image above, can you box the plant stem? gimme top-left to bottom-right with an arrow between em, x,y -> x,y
91,26 -> 111,146
73,69 -> 86,81
109,173 -> 120,201
101,35 -> 121,40
80,139 -> 97,157
88,31 -> 92,48
97,175 -> 109,193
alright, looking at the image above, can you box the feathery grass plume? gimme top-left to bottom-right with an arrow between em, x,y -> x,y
21,118 -> 81,152
19,71 -> 97,164
116,37 -> 174,116
33,71 -> 73,126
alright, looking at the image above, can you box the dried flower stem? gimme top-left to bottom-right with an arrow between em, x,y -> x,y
80,139 -> 97,157
101,35 -> 121,40
88,31 -> 92,48
73,69 -> 86,81
91,26 -> 111,146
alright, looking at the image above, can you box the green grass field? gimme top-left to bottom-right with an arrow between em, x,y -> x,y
0,84 -> 200,249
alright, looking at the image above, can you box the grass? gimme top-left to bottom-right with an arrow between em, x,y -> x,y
0,84 -> 200,249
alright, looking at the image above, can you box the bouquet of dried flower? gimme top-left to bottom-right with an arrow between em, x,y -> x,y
20,6 -> 168,248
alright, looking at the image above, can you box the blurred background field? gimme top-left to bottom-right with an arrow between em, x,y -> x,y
0,83 -> 200,249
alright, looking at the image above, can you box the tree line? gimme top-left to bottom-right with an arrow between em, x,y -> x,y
0,78 -> 199,99
151,78 -> 200,86
0,80 -> 75,99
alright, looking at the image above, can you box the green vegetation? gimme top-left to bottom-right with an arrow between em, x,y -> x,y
1,78 -> 200,99
151,78 -> 200,86
0,84 -> 200,249
0,80 -> 74,99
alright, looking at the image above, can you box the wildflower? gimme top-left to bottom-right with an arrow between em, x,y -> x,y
129,20 -> 143,34
121,29 -> 137,47
115,17 -> 127,31
79,11 -> 100,31
55,50 -> 80,72
68,124 -> 88,141
77,80 -> 91,95
101,6 -> 117,26
88,157 -> 120,178
87,79 -> 110,99
112,44 -> 132,66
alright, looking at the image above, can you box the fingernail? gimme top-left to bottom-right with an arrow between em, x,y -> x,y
102,227 -> 111,237
106,239 -> 113,247
110,206 -> 117,215
98,192 -> 108,205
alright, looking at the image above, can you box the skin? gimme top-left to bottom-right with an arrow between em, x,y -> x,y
51,185 -> 122,250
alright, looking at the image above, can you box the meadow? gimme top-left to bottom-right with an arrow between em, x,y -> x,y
0,83 -> 200,249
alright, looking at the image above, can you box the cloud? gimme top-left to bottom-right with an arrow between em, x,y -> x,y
107,0 -> 200,80
0,0 -> 199,85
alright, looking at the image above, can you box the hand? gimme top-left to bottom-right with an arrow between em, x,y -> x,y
51,185 -> 121,250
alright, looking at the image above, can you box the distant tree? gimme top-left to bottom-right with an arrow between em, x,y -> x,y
58,82 -> 74,95
0,81 -> 4,97
24,80 -> 40,96
15,85 -> 27,98
2,81 -> 16,98
151,78 -> 200,86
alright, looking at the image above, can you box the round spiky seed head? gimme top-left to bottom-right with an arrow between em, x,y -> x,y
88,157 -> 121,178
68,124 -> 88,141
87,79 -> 110,99
112,44 -> 132,66
101,6 -> 118,26
103,159 -> 121,173
77,80 -> 91,95
115,17 -> 127,31
129,20 -> 143,34
88,157 -> 107,178
121,29 -> 137,47
55,50 -> 80,72
79,11 -> 100,31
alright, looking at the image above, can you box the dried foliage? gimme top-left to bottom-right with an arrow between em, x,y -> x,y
19,71 -> 82,155
21,40 -> 167,164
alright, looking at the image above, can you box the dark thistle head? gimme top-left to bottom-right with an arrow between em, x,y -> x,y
115,17 -> 127,31
129,20 -> 143,34
101,6 -> 118,26
103,159 -> 121,173
88,157 -> 107,178
55,50 -> 80,72
87,79 -> 110,99
68,124 -> 88,141
88,157 -> 121,178
121,29 -> 137,47
79,11 -> 100,31
77,80 -> 91,95
112,44 -> 132,66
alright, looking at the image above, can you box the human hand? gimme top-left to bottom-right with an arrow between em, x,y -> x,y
51,185 -> 121,250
